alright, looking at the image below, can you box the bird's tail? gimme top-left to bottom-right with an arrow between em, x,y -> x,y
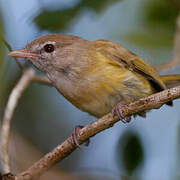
160,74 -> 180,88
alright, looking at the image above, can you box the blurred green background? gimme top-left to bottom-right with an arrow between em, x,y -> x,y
0,0 -> 180,179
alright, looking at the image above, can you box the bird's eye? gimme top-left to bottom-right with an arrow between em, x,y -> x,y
44,44 -> 55,53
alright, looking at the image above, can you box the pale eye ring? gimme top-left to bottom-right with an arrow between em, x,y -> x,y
44,44 -> 55,53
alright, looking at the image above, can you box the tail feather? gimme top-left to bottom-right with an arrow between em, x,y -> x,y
160,74 -> 180,89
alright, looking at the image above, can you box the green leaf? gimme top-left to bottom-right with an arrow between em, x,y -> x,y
116,130 -> 144,175
122,0 -> 178,50
80,0 -> 122,13
34,0 -> 122,32
124,31 -> 173,48
143,0 -> 179,31
34,8 -> 79,32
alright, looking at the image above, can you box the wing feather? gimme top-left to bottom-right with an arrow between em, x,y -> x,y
91,40 -> 172,106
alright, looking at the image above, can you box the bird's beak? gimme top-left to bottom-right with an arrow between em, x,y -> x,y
8,49 -> 37,59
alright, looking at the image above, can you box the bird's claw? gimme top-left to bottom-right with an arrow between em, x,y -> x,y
112,103 -> 131,123
70,125 -> 90,148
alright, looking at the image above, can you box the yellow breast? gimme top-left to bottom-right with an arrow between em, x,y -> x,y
67,53 -> 155,117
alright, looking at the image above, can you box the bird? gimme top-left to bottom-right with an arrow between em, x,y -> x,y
8,34 -> 180,147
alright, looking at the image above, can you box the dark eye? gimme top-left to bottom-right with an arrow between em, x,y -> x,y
44,44 -> 55,53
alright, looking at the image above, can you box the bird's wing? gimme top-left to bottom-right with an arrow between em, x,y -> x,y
91,40 -> 172,106
92,40 -> 166,91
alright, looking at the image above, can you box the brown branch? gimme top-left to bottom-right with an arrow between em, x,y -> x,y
8,131 -> 77,180
156,13 -> 180,72
1,12 -> 180,180
0,68 -> 35,173
7,84 -> 179,180
31,75 -> 51,86
173,13 -> 180,62
0,35 -> 24,71
0,68 -> 52,174
156,58 -> 180,72
0,37 -> 52,174
1,35 -> 52,86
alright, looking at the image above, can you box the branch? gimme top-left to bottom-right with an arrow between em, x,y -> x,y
9,85 -> 180,180
0,35 -> 51,173
0,68 -> 52,174
1,35 -> 52,86
0,37 -> 52,174
156,58 -> 180,72
31,75 -> 51,86
173,13 -> 180,62
0,68 -> 35,173
8,131 -> 75,180
156,13 -> 180,72
0,35 -> 23,71
1,13 -> 180,179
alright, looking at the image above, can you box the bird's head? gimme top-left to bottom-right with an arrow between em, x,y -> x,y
8,34 -> 88,73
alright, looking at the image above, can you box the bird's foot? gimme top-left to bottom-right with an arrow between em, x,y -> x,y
112,103 -> 131,123
70,125 -> 90,148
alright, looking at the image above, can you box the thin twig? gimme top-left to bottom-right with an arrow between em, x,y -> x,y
1,34 -> 51,84
11,84 -> 180,180
31,75 -> 52,86
1,35 -> 51,87
1,12 -> 180,180
0,36 -> 24,71
156,58 -> 180,72
174,13 -> 180,61
156,13 -> 180,72
0,68 -> 35,173
0,37 -> 51,173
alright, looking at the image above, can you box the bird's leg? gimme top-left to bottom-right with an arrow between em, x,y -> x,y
112,102 -> 131,123
70,125 -> 90,148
